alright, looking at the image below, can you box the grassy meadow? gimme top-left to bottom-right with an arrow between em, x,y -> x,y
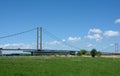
0,56 -> 120,76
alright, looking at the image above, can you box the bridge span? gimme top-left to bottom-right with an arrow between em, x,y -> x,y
0,27 -> 78,56
0,48 -> 77,56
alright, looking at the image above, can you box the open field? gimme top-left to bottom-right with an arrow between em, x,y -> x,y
0,56 -> 120,76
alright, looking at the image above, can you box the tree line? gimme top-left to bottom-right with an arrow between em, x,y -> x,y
77,49 -> 102,57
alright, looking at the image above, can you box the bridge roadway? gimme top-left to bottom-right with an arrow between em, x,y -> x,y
0,48 -> 75,51
0,48 -> 36,52
0,48 -> 76,55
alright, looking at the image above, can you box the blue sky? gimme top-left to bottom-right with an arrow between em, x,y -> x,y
0,0 -> 120,53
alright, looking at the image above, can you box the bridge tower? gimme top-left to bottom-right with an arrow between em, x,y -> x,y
40,27 -> 42,50
36,27 -> 42,50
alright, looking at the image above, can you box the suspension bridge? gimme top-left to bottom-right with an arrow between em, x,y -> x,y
0,27 -> 119,56
0,27 -> 78,56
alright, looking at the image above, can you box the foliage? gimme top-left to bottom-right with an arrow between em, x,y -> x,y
96,51 -> 102,57
0,51 -> 1,55
90,49 -> 97,57
80,49 -> 87,55
77,51 -> 81,56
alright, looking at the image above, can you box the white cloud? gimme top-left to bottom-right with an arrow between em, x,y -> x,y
88,28 -> 102,34
87,28 -> 120,41
104,30 -> 120,37
45,41 -> 61,45
87,34 -> 103,41
62,39 -> 66,42
110,44 -> 114,46
87,43 -> 93,47
0,43 -> 34,49
86,28 -> 103,41
68,37 -> 81,42
115,19 -> 120,24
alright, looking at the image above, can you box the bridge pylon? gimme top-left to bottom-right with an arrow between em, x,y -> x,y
36,27 -> 42,50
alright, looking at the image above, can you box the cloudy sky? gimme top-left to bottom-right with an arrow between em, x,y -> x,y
0,0 -> 120,53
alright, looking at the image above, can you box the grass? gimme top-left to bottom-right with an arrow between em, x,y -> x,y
0,56 -> 120,76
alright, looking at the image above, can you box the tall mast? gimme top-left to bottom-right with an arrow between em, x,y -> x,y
40,27 -> 42,50
36,27 -> 39,50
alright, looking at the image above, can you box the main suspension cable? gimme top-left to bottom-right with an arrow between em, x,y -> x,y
0,28 -> 36,39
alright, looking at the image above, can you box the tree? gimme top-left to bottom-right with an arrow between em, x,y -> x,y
80,49 -> 87,55
90,49 -> 97,57
0,50 -> 1,56
96,51 -> 102,57
77,51 -> 81,56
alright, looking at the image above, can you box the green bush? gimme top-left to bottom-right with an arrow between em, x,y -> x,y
96,51 -> 102,57
80,49 -> 87,55
90,49 -> 97,57
77,51 -> 81,56
0,50 -> 1,54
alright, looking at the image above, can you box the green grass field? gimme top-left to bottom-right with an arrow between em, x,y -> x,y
0,56 -> 120,76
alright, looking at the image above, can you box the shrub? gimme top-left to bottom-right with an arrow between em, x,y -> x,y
80,49 -> 87,55
90,49 -> 97,57
0,51 -> 1,55
77,51 -> 81,56
96,51 -> 102,57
